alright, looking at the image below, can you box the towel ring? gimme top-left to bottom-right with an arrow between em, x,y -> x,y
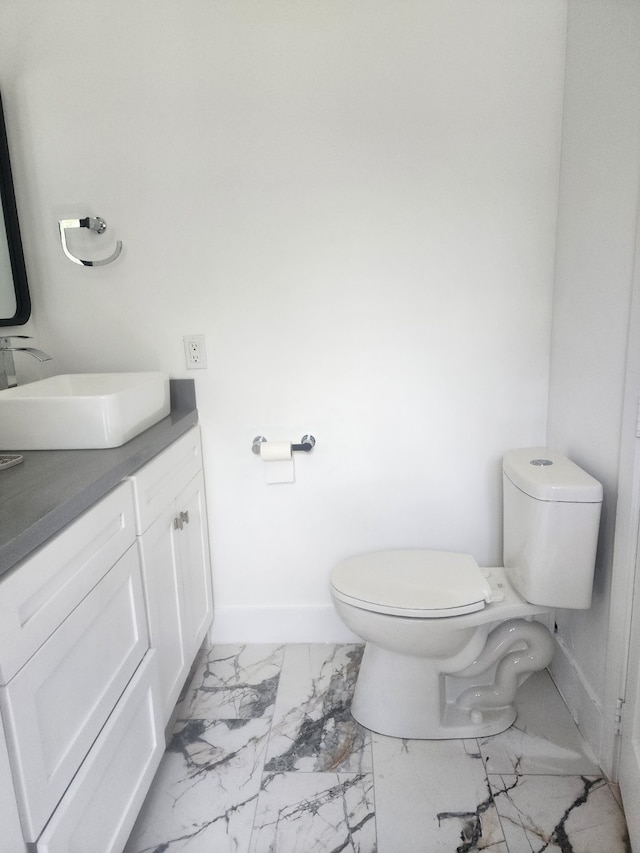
58,216 -> 123,266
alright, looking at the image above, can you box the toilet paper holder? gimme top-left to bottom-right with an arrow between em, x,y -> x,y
252,435 -> 316,454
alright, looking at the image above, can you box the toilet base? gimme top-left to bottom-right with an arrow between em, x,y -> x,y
351,642 -> 518,739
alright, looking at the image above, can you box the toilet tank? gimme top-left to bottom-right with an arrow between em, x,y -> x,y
502,448 -> 603,609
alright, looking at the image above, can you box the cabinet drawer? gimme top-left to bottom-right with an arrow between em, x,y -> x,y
0,481 -> 136,684
129,426 -> 203,533
0,544 -> 148,841
36,651 -> 163,853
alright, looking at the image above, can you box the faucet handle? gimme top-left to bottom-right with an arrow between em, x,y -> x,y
0,336 -> 29,352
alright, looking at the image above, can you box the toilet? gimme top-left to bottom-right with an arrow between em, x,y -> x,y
330,447 -> 603,739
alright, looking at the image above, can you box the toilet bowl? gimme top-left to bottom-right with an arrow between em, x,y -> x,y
331,554 -> 553,738
330,448 -> 603,739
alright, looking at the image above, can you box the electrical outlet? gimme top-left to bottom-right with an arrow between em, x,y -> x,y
183,334 -> 207,369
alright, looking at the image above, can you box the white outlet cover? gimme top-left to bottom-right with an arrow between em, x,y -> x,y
183,335 -> 207,369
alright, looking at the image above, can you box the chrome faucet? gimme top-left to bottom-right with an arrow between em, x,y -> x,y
0,336 -> 52,390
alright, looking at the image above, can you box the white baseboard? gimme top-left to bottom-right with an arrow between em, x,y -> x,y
208,605 -> 361,644
549,634 -> 603,763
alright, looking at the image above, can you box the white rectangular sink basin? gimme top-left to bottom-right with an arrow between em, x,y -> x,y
0,372 -> 170,450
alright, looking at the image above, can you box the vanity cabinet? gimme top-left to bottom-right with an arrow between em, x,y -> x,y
0,480 -> 164,851
130,426 -> 214,728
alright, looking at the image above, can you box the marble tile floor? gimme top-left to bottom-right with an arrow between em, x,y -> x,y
124,643 -> 630,853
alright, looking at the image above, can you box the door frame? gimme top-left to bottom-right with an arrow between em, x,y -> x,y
601,195 -> 640,783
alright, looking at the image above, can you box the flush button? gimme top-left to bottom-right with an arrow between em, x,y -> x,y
530,458 -> 553,466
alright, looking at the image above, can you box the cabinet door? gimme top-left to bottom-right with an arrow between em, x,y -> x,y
36,652 -> 163,853
0,545 -> 147,841
138,504 -> 187,727
177,471 -> 214,664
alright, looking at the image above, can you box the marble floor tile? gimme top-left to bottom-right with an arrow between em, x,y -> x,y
124,714 -> 271,853
182,643 -> 285,722
264,643 -> 372,774
373,734 -> 507,852
125,645 -> 630,853
248,771 -> 376,853
478,671 -> 601,777
489,773 -> 630,852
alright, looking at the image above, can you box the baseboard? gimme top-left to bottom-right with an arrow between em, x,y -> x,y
208,605 -> 361,644
549,634 -> 603,762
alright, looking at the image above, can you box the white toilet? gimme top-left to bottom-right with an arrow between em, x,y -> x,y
330,447 -> 603,739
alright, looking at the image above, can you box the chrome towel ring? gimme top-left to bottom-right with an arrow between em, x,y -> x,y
58,216 -> 122,266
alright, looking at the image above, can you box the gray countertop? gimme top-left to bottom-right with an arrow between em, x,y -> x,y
0,379 -> 198,578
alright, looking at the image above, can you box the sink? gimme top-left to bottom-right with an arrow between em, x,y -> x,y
0,372 -> 171,450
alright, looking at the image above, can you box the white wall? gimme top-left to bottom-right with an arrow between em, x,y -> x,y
0,0 -> 566,639
547,0 -> 640,758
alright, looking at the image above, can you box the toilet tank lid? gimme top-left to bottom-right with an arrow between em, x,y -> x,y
503,447 -> 603,503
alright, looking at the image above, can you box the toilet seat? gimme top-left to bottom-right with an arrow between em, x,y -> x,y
330,550 -> 495,618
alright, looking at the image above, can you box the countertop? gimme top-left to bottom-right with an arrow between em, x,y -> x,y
0,379 -> 198,578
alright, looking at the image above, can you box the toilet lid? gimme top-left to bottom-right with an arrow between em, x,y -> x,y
330,550 -> 494,618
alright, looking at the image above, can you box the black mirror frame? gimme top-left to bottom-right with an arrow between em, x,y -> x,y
0,92 -> 31,326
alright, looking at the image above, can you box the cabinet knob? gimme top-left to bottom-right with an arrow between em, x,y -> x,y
173,516 -> 183,531
180,510 -> 190,526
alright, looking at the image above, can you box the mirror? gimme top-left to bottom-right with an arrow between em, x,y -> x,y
0,92 -> 31,326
